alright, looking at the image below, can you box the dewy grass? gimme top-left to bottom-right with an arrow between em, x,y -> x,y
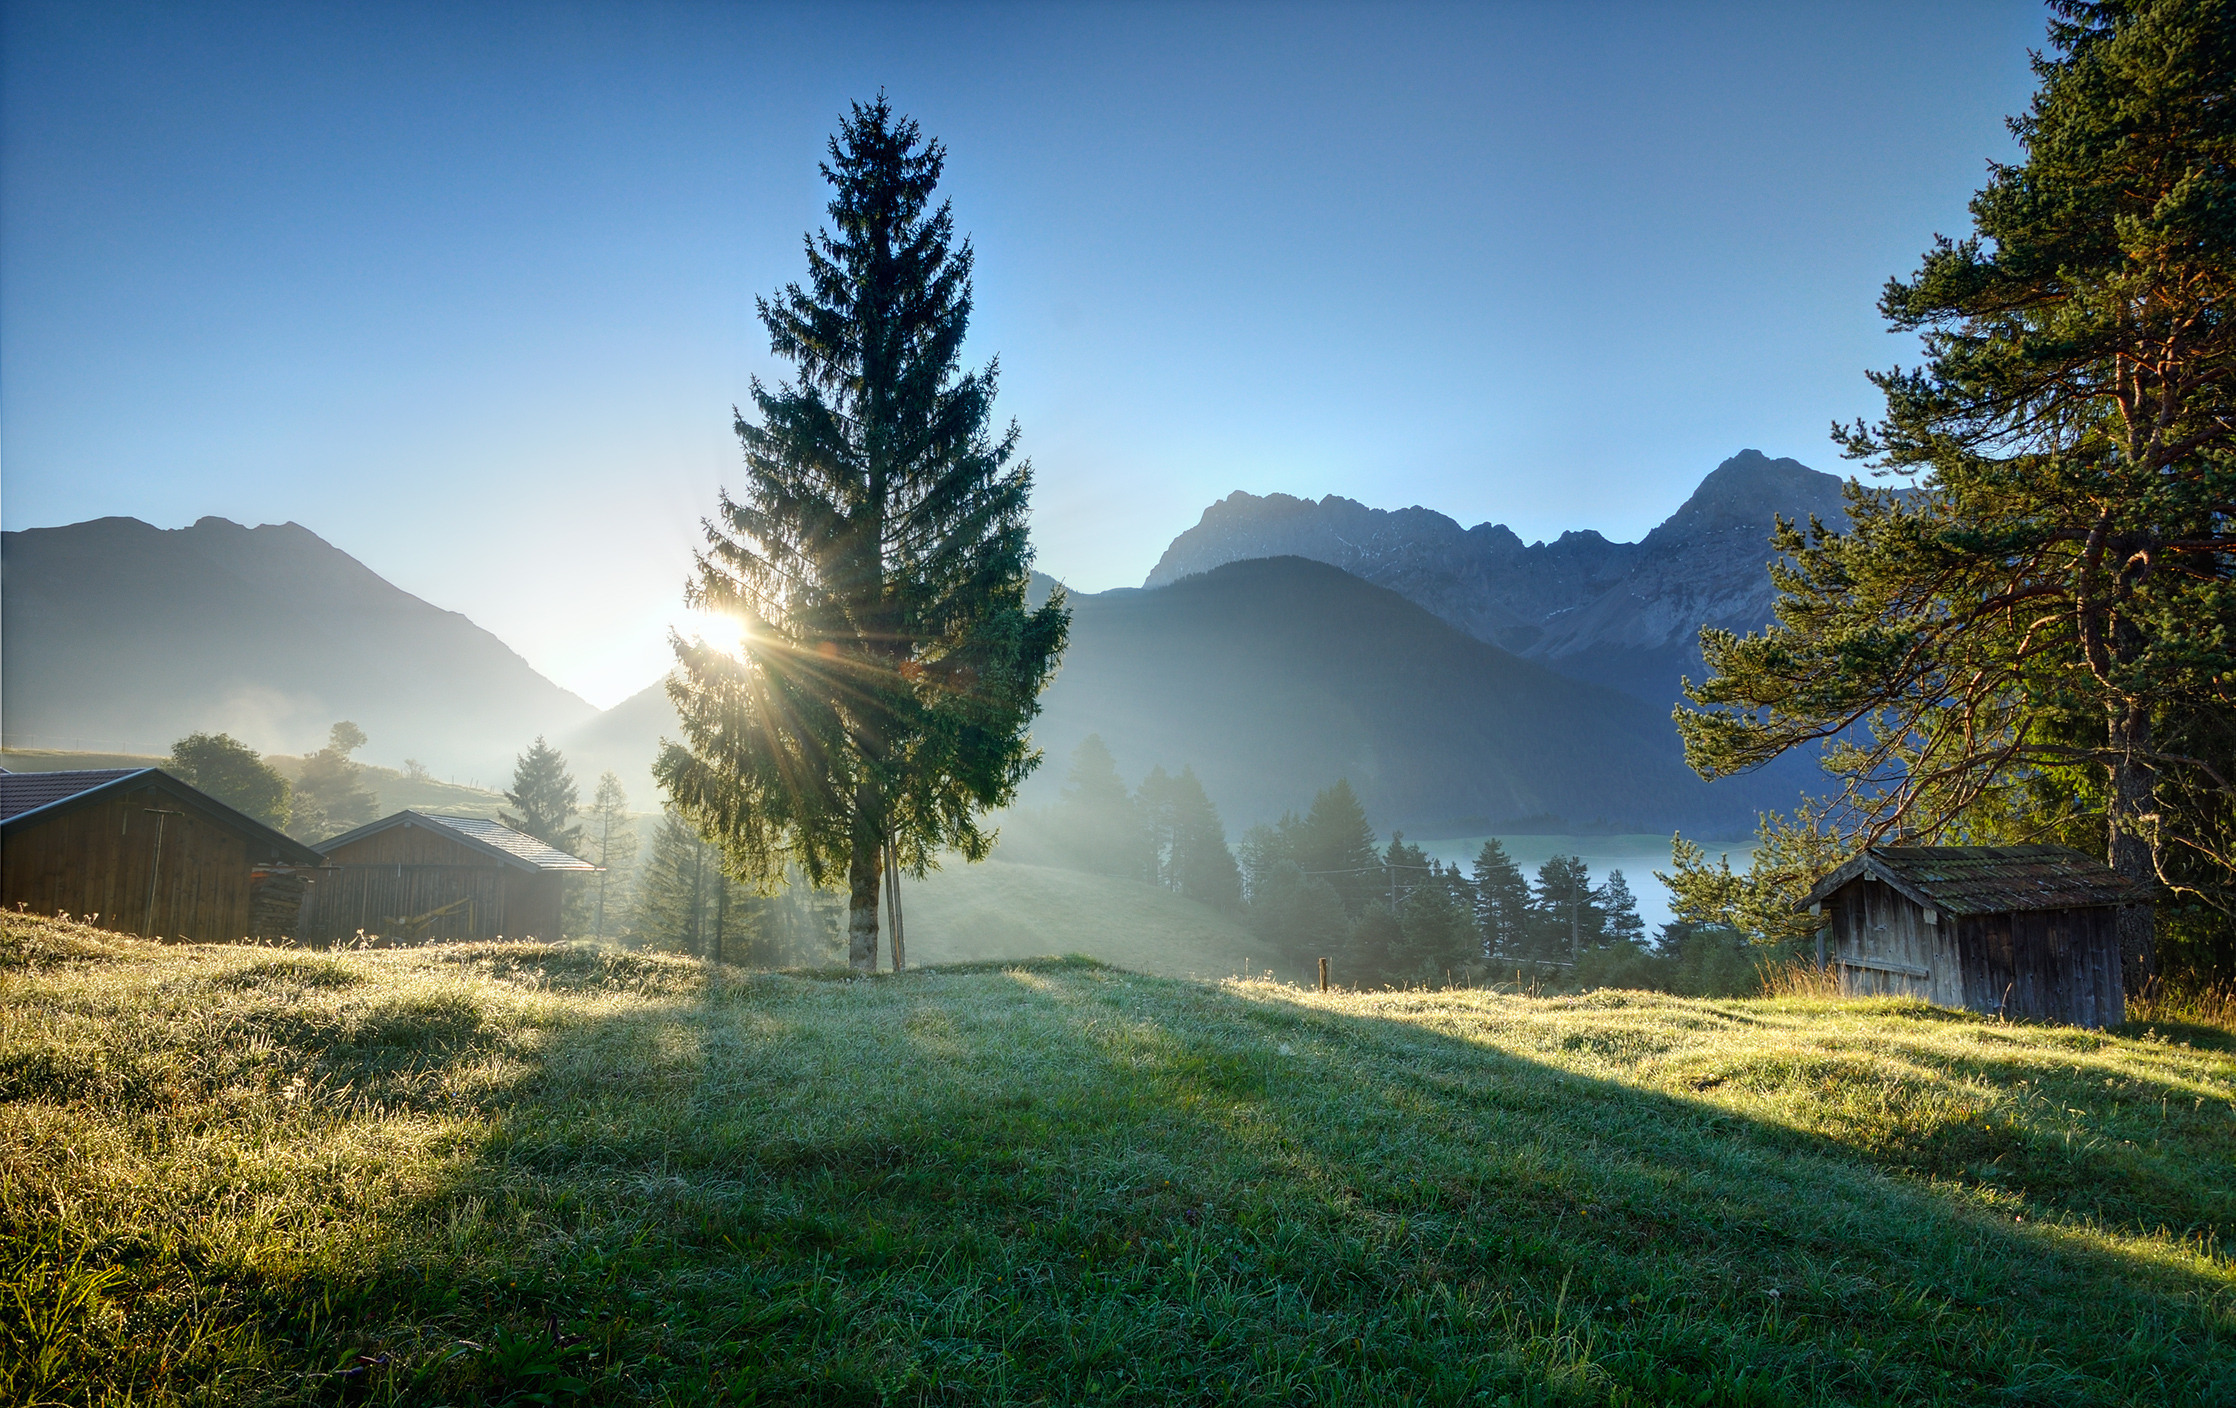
2,912 -> 2232,1406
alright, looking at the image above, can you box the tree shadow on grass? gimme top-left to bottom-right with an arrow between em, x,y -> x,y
29,946 -> 2233,1406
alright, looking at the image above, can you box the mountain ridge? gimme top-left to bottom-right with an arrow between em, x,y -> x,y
1,515 -> 595,772
1144,450 -> 1849,697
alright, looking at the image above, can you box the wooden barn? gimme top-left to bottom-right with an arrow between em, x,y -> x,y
301,811 -> 595,944
1799,845 -> 2140,1029
0,768 -> 326,940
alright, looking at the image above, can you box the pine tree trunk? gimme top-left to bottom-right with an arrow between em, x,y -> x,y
847,784 -> 883,973
2106,700 -> 2158,995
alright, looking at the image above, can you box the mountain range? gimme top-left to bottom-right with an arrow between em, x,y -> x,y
1,450 -> 1846,834
1145,449 -> 1851,707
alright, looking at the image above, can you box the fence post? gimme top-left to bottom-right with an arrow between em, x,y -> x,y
1318,956 -> 1329,993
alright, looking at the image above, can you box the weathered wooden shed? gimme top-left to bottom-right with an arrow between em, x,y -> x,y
1799,845 -> 2140,1029
302,811 -> 595,944
0,768 -> 326,940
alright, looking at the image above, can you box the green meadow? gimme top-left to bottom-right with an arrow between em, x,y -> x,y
4,912 -> 2233,1405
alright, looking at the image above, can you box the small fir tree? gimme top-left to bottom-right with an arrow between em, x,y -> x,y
582,772 -> 639,940
1529,855 -> 1604,966
1594,870 -> 1648,950
1048,735 -> 1146,877
502,737 -> 582,854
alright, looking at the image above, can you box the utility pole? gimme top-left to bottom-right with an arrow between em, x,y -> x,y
142,808 -> 184,937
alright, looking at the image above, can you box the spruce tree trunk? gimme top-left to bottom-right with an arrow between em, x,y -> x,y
848,783 -> 883,973
2107,700 -> 2158,995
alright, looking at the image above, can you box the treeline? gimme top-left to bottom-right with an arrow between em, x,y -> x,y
1023,737 -> 1756,992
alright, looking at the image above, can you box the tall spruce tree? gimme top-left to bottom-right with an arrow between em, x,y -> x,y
1674,0 -> 2236,983
659,97 -> 1068,972
502,737 -> 582,854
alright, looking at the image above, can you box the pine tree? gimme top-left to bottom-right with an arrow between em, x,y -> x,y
1293,780 -> 1379,913
1341,903 -> 1406,988
1048,734 -> 1145,876
1530,855 -> 1603,966
1594,870 -> 1647,950
582,772 -> 639,940
1472,839 -> 1530,961
1380,832 -> 1431,911
1238,816 -> 1298,904
1165,767 -> 1242,910
502,737 -> 582,854
633,808 -> 840,966
1676,1 -> 2236,983
1250,860 -> 1347,978
1397,862 -> 1479,986
659,96 -> 1068,973
289,721 -> 377,843
168,732 -> 290,829
635,809 -> 715,956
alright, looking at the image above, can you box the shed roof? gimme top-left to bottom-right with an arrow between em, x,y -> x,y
0,768 -> 326,865
1800,845 -> 2139,916
318,811 -> 598,872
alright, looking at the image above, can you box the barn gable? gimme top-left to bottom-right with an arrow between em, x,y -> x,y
0,768 -> 324,940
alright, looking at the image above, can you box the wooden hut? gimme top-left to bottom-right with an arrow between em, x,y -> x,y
0,768 -> 326,940
303,811 -> 595,944
1799,845 -> 2140,1029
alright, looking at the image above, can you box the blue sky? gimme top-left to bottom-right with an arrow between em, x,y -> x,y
3,0 -> 2042,706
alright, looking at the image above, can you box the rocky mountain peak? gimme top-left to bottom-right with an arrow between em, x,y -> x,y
1644,450 -> 1847,546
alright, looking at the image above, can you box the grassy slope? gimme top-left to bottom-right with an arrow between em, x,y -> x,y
3,916 -> 2232,1406
899,859 -> 1289,980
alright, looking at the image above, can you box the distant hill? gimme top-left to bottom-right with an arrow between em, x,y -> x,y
1145,449 -> 1851,707
555,676 -> 680,805
1,516 -> 595,772
1031,556 -> 1780,835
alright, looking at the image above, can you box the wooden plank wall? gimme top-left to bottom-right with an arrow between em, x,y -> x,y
304,822 -> 568,942
1830,878 -> 1962,1005
1,788 -> 254,940
1957,907 -> 2123,1028
300,864 -> 511,943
